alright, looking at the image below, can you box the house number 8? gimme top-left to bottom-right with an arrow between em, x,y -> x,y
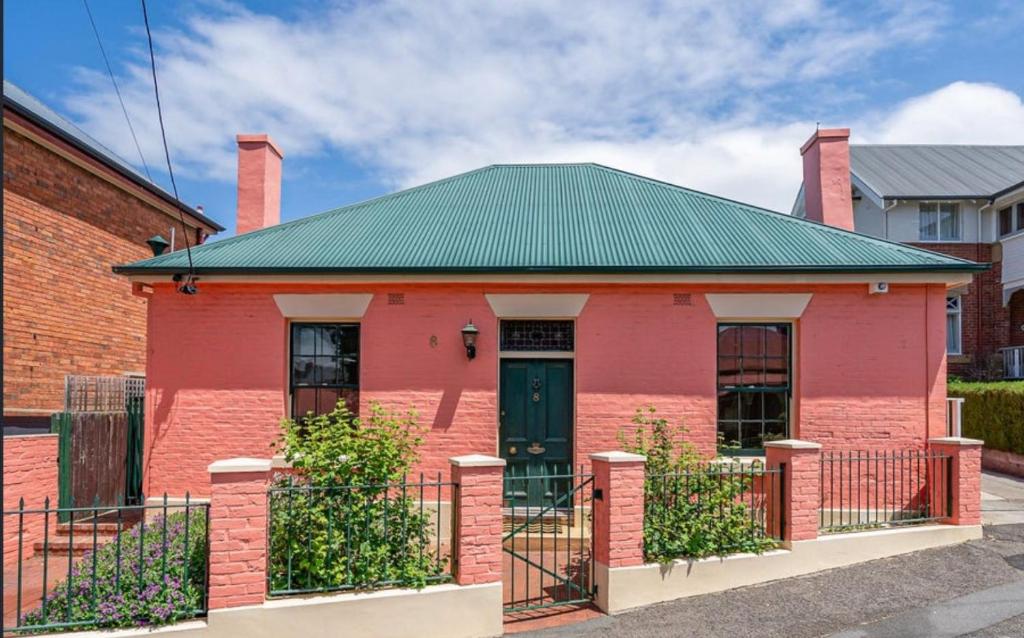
532,392 -> 541,402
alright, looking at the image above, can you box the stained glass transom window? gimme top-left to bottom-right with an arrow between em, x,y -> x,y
499,320 -> 574,352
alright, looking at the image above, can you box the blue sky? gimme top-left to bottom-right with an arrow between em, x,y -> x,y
5,1 -> 1024,238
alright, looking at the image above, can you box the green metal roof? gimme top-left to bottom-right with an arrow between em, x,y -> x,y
115,163 -> 985,276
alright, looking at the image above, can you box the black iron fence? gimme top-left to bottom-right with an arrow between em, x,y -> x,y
644,462 -> 784,561
2,495 -> 209,634
266,475 -> 454,596
819,449 -> 952,533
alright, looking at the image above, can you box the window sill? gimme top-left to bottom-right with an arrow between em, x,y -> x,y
948,354 -> 971,364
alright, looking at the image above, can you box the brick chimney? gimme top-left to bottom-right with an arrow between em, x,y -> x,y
236,134 -> 283,235
800,128 -> 853,231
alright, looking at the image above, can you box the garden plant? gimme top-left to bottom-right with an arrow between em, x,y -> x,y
620,406 -> 779,562
267,400 -> 447,593
21,511 -> 208,631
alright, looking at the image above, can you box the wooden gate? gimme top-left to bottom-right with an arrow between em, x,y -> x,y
54,376 -> 145,520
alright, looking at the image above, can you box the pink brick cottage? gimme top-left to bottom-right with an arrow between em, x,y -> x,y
115,130 -> 985,501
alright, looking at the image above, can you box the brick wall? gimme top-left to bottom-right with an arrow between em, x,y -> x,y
799,284 -> 948,449
207,463 -> 271,609
2,434 -> 59,567
908,243 -> 1006,376
143,282 -> 951,497
2,123 -> 213,418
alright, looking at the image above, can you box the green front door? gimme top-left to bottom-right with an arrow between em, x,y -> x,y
499,359 -> 573,507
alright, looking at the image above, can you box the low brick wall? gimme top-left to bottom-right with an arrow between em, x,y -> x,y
982,448 -> 1024,478
3,433 -> 59,567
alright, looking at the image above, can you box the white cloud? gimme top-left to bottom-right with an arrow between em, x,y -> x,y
62,0 -> 1024,215
862,81 -> 1024,145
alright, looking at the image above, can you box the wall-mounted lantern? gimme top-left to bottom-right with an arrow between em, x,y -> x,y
461,320 -> 479,360
146,235 -> 170,256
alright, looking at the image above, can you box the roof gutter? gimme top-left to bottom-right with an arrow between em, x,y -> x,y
2,97 -> 224,232
113,262 -> 990,277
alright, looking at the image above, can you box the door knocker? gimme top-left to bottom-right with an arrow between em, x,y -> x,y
532,377 -> 542,389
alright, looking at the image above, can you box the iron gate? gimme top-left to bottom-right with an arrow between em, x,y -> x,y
502,466 -> 595,613
54,375 -> 145,520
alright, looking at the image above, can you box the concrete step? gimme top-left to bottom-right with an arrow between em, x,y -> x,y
55,522 -> 123,537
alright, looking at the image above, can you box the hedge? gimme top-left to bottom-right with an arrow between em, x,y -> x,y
948,380 -> 1024,455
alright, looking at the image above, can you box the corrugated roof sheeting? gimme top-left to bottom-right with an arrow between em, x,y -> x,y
850,145 -> 1024,198
118,164 -> 982,274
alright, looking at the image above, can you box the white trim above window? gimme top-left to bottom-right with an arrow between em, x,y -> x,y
946,295 -> 962,355
485,294 -> 589,318
705,293 -> 812,319
273,294 -> 373,318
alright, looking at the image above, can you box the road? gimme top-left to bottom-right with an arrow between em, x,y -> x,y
515,471 -> 1024,638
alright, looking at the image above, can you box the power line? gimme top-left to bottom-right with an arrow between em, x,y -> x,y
81,0 -> 153,181
140,0 -> 197,294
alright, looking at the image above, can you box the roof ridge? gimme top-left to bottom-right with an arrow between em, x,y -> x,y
852,144 -> 1024,148
586,164 -> 981,267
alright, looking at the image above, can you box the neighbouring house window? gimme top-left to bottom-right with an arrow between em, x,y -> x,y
946,296 -> 962,355
1016,203 -> 1024,233
290,323 -> 359,419
919,203 -> 960,241
716,324 -> 791,451
499,320 -> 574,351
1000,206 -> 1013,236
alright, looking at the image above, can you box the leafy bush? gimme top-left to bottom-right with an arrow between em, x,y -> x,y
268,400 -> 446,593
620,406 -> 778,562
948,379 -> 1024,454
21,512 -> 207,630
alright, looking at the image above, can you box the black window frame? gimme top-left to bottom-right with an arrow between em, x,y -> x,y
1000,206 -> 1014,236
716,322 -> 792,454
289,322 -> 360,419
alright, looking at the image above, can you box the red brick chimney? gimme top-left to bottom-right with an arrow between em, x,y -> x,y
800,128 -> 854,231
236,134 -> 283,235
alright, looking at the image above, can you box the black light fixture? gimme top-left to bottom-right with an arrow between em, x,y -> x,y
461,320 -> 479,360
146,235 -> 170,256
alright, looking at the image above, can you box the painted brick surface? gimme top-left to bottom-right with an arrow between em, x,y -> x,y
799,284 -> 948,449
144,286 -> 287,497
450,461 -> 504,586
2,434 -> 59,567
765,443 -> 821,542
143,282 -> 950,496
2,125 -> 213,418
929,439 -> 983,526
591,455 -> 645,568
208,468 -> 270,609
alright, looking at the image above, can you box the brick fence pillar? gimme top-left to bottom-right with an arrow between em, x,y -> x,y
591,451 -> 646,569
207,458 -> 272,610
450,454 -> 505,586
765,440 -> 822,543
929,437 -> 983,526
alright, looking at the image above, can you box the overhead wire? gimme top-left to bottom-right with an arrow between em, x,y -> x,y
81,0 -> 153,182
140,0 -> 198,293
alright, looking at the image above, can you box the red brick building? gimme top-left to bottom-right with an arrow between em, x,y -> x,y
2,81 -> 223,433
793,133 -> 1024,378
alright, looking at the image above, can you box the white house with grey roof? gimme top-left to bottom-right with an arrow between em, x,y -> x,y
793,133 -> 1024,378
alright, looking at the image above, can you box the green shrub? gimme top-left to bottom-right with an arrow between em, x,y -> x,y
948,379 -> 1024,454
21,511 -> 207,630
268,400 -> 446,593
619,406 -> 778,562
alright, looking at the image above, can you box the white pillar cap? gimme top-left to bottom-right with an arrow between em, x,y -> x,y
449,454 -> 506,468
590,451 -> 646,463
763,439 -> 823,450
928,437 -> 984,447
208,457 -> 273,474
